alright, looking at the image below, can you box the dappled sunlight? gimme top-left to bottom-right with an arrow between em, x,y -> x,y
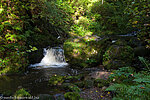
0,0 -> 149,99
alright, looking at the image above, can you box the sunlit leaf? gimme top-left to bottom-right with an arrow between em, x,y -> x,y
0,8 -> 3,14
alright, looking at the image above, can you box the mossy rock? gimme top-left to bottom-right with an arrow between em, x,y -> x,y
103,45 -> 134,69
64,92 -> 81,100
74,82 -> 85,88
62,83 -> 81,92
83,80 -> 94,88
49,75 -> 64,86
94,79 -> 109,88
64,74 -> 85,82
134,46 -> 150,57
63,36 -> 112,68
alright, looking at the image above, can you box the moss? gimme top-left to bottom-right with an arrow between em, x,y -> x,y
83,80 -> 94,88
64,36 -> 112,68
62,83 -> 81,92
103,45 -> 134,69
49,75 -> 64,86
94,79 -> 110,88
65,74 -> 85,82
64,92 -> 81,100
74,82 -> 85,88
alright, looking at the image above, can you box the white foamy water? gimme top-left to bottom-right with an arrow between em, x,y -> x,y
30,47 -> 68,68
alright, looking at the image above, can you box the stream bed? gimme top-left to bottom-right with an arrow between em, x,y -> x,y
0,67 -> 78,96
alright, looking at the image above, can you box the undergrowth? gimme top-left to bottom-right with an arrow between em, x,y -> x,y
106,57 -> 150,100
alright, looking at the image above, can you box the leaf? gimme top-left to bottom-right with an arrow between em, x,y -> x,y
133,76 -> 150,83
0,8 -> 4,14
138,56 -> 150,70
106,84 -> 128,91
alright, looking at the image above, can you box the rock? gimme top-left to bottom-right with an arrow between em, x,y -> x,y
17,86 -> 23,89
89,71 -> 111,80
80,87 -> 112,100
101,86 -> 107,91
28,48 -> 44,64
38,94 -> 54,100
54,94 -> 65,100
103,45 -> 134,69
74,82 -> 85,88
62,83 -> 81,92
49,75 -> 64,86
84,80 -> 94,88
0,94 -> 3,96
63,36 -> 112,68
64,92 -> 81,100
94,79 -> 109,88
134,46 -> 150,57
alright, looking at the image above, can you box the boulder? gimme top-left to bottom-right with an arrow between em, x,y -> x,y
28,48 -> 44,64
103,44 -> 134,69
63,35 -> 112,68
89,71 -> 111,80
134,46 -> 150,57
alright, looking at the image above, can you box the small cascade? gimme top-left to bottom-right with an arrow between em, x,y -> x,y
30,47 -> 68,68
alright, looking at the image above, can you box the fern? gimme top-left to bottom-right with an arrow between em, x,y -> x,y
138,56 -> 150,71
133,73 -> 150,83
107,66 -> 150,99
106,84 -> 128,91
106,83 -> 150,100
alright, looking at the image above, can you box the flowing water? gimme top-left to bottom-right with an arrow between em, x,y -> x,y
30,47 -> 68,68
0,47 -> 75,97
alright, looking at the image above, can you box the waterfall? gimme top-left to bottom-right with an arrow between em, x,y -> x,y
30,47 -> 68,68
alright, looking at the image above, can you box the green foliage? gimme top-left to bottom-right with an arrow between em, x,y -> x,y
90,1 -> 130,35
108,67 -> 135,84
123,0 -> 150,48
0,0 -> 149,75
106,67 -> 150,99
42,0 -> 73,33
0,0 -> 67,74
0,0 -> 35,74
14,88 -> 31,98
138,56 -> 150,71
70,25 -> 92,37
